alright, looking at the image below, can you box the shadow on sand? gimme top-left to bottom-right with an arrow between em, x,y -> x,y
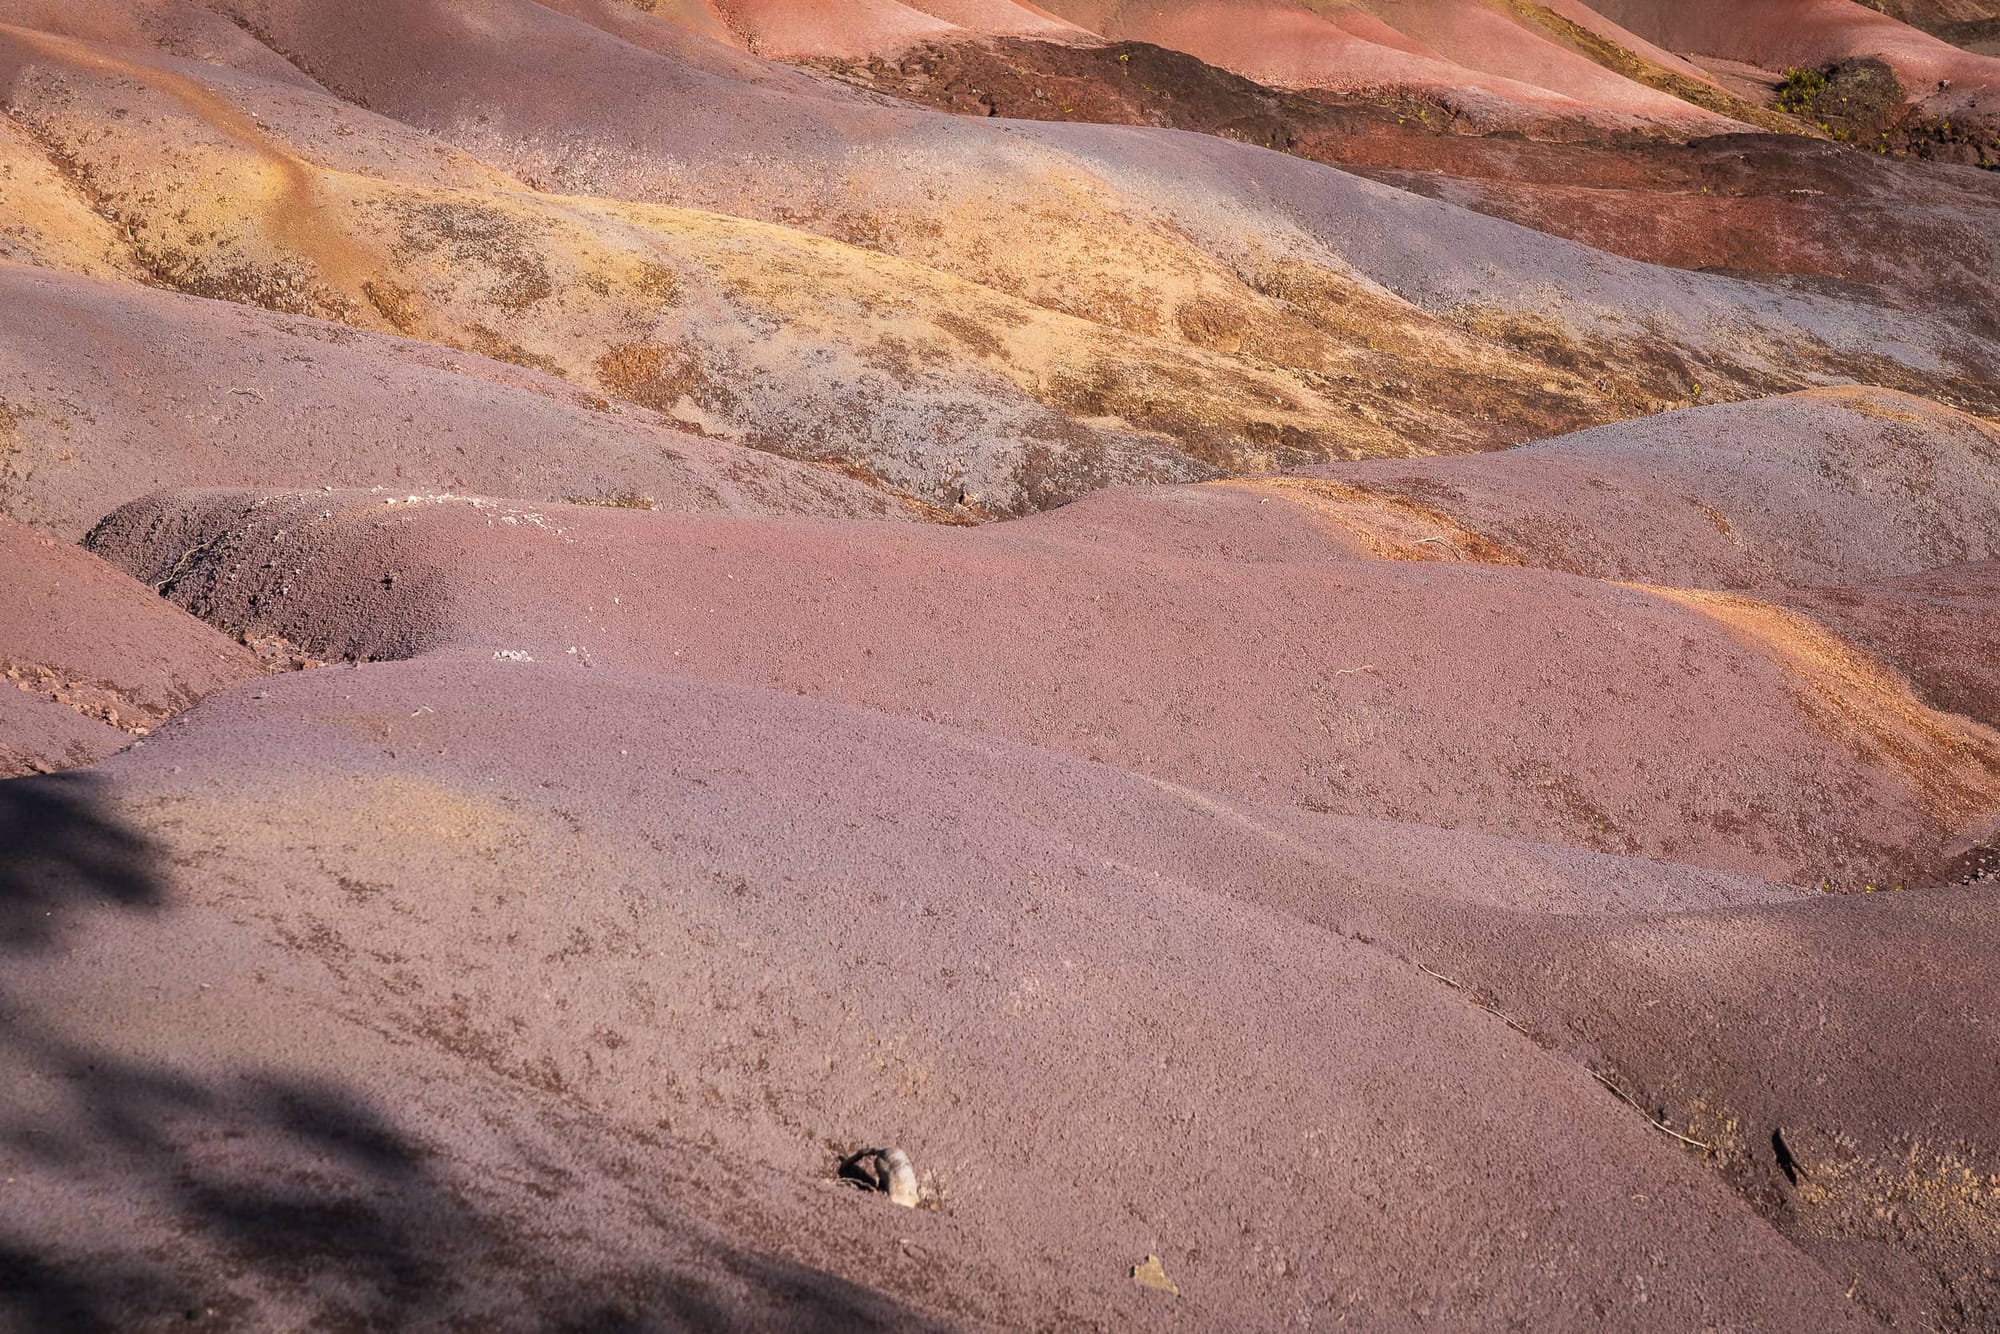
0,773 -> 925,1332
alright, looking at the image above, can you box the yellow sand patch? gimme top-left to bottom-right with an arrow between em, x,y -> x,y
145,772 -> 531,860
1639,586 -> 2000,824
1797,383 -> 2000,434
1789,1130 -> 2000,1313
1221,474 -> 1524,564
1,24 -> 388,295
0,112 -> 134,278
1,26 -> 1631,470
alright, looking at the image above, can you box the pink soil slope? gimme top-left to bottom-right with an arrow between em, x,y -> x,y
86,459 -> 2000,888
0,517 -> 262,774
2,2 -> 1998,1327
1038,0 -> 1736,127
5,656 -> 1992,1325
709,0 -> 1086,57
1780,561 -> 2000,726
1311,387 -> 2000,589
1348,0 -> 1732,122
1591,0 -> 2000,120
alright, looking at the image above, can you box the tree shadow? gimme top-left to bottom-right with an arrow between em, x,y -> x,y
0,774 -> 938,1331
0,772 -> 161,952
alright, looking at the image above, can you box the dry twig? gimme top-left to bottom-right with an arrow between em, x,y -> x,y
1589,1070 -> 1712,1150
1412,535 -> 1465,559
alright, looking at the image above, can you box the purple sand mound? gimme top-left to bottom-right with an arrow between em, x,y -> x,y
6,660 -> 1945,1330
86,473 -> 2000,887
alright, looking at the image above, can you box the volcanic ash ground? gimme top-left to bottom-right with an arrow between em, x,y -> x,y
4,2 -> 2000,1330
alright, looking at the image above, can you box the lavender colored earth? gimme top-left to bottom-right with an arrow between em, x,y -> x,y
3,2 -> 1999,1330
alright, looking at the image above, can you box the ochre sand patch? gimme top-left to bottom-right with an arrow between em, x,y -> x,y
1637,585 -> 2000,830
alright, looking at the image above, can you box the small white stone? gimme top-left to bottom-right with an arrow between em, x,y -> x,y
879,1148 -> 920,1209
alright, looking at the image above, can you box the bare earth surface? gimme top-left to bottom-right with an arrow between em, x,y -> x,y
3,2 -> 2000,1330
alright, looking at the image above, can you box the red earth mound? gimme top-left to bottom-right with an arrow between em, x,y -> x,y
1778,560 -> 2000,726
1592,0 -> 2000,125
705,0 -> 1083,58
85,456 -> 2000,888
0,517 -> 264,776
1032,0 -> 1735,129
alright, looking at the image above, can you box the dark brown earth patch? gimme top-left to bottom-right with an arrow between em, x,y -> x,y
1776,58 -> 1999,166
1935,16 -> 2000,51
593,340 -> 705,412
806,37 -> 1536,154
804,37 -> 2000,345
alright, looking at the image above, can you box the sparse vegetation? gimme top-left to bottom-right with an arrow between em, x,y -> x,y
136,244 -> 353,319
562,489 -> 658,510
631,260 -> 680,303
362,277 -> 422,333
384,195 -> 556,310
1774,65 -> 1834,118
1776,60 -> 1998,166
1791,1132 -> 2000,1329
460,324 -> 564,377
